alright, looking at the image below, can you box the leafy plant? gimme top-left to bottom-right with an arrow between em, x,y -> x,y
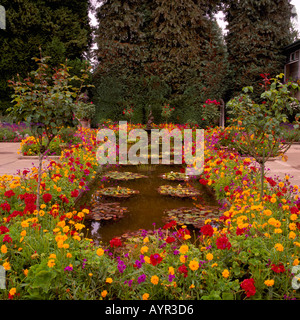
8,51 -> 92,210
227,73 -> 300,199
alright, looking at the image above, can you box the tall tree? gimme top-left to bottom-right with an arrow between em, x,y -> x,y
93,0 -> 227,125
0,0 -> 92,114
223,0 -> 296,98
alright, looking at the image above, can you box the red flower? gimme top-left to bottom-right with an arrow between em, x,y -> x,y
3,234 -> 12,243
224,186 -> 229,192
0,202 -> 11,212
163,220 -> 177,230
110,237 -> 122,248
42,193 -> 52,203
200,224 -> 214,237
71,189 -> 79,198
240,278 -> 256,298
4,190 -> 15,198
216,235 -> 231,250
271,263 -> 285,273
166,236 -> 176,244
236,227 -> 246,235
178,264 -> 188,278
290,206 -> 299,215
199,178 -> 208,185
176,228 -> 190,239
150,253 -> 163,266
0,226 -> 9,234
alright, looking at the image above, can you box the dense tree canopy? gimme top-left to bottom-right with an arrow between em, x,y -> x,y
223,0 -> 296,99
0,0 -> 92,113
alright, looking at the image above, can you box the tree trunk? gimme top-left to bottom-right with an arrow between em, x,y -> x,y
36,153 -> 44,212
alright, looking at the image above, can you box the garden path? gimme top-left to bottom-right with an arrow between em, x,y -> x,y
0,142 -> 300,188
0,142 -> 51,176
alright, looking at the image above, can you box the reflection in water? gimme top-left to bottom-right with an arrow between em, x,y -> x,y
79,165 -> 218,244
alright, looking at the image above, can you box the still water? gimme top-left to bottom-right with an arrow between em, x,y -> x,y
77,164 -> 218,244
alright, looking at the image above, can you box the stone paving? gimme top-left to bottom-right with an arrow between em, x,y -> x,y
0,142 -> 300,188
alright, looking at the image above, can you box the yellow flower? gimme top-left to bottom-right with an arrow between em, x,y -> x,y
144,256 -> 150,264
140,246 -> 148,254
96,248 -> 104,256
143,236 -> 149,243
289,231 -> 296,240
151,275 -> 159,285
168,267 -> 175,275
189,260 -> 199,271
293,258 -> 299,266
264,279 -> 274,287
21,220 -> 29,228
47,259 -> 55,268
263,209 -> 272,216
3,261 -> 10,270
222,269 -> 230,278
101,290 -> 108,298
66,253 -> 72,258
142,293 -> 149,300
49,254 -> 56,259
40,204 -> 46,209
211,263 -> 218,268
89,273 -> 93,277
290,214 -> 298,221
189,284 -> 195,289
289,223 -> 297,231
74,223 -> 85,231
23,269 -> 28,276
106,278 -> 113,284
1,245 -> 7,254
274,243 -> 284,252
270,197 -> 276,203
39,210 -> 45,217
180,255 -> 186,263
9,288 -> 16,296
179,245 -> 189,254
206,253 -> 213,261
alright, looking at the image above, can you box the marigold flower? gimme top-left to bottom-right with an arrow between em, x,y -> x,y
222,269 -> 230,278
48,259 -> 55,268
1,244 -> 7,254
23,269 -> 28,276
106,278 -> 113,284
293,258 -> 299,266
96,248 -> 104,256
289,231 -> 296,240
101,290 -> 108,298
49,254 -> 56,259
189,260 -> 199,271
142,293 -> 149,300
9,288 -> 16,296
140,246 -> 148,254
264,279 -> 274,287
151,275 -> 159,285
290,214 -> 298,221
206,253 -> 213,261
179,245 -> 189,254
274,243 -> 284,252
3,261 -> 10,270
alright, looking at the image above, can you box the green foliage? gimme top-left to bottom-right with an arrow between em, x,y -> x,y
92,0 -> 228,125
227,74 -> 300,198
0,0 -> 92,113
223,0 -> 296,99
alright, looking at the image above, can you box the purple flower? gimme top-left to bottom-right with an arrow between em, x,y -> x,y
64,265 -> 73,272
135,260 -> 142,269
173,250 -> 180,255
137,274 -> 146,284
168,274 -> 175,282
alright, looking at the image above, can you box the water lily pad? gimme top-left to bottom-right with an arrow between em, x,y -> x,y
95,186 -> 140,198
158,184 -> 201,198
163,207 -> 220,229
103,171 -> 148,181
85,202 -> 128,222
160,171 -> 189,181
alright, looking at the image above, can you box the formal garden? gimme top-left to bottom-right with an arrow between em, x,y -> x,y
1,0 -> 300,302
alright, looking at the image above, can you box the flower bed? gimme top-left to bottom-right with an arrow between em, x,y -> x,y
0,125 -> 299,300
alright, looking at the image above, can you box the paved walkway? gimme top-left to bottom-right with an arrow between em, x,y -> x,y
0,142 -> 300,187
0,142 -> 53,176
